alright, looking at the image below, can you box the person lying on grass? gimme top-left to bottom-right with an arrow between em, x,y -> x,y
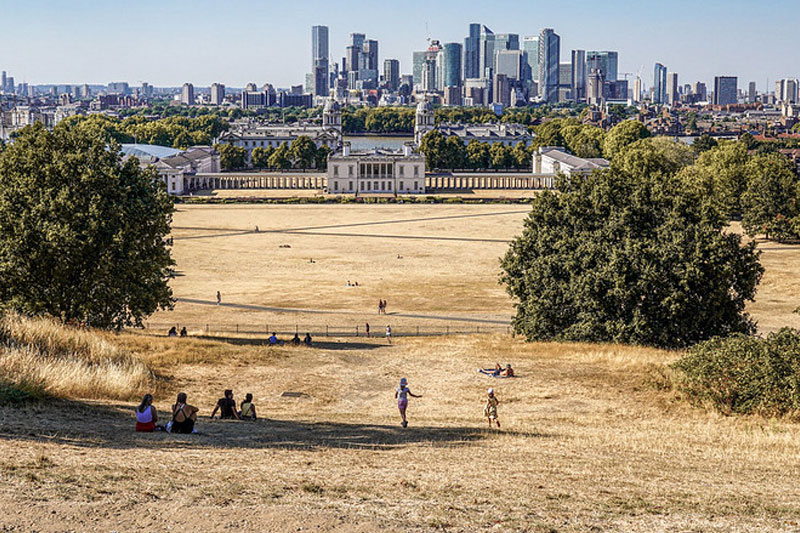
171,393 -> 199,434
210,389 -> 241,420
478,363 -> 502,376
239,393 -> 257,420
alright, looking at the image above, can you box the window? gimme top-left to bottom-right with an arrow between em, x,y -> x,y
349,181 -> 353,190
399,166 -> 404,176
400,181 -> 404,190
171,182 -> 175,191
348,165 -> 353,176
381,181 -> 385,190
414,166 -> 419,176
361,182 -> 365,191
334,181 -> 338,191
333,165 -> 339,177
414,181 -> 418,190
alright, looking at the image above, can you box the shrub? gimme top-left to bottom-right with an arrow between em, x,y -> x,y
671,329 -> 800,416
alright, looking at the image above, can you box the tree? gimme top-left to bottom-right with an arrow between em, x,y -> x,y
501,143 -> 763,348
563,124 -> 605,159
490,143 -> 511,169
511,142 -> 531,170
741,153 -> 800,241
614,137 -> 694,180
602,120 -> 650,159
692,134 -> 718,154
443,136 -> 467,169
0,124 -> 174,329
250,146 -> 272,169
679,140 -> 749,219
419,130 -> 448,170
466,139 -> 490,169
315,144 -> 332,171
268,142 -> 292,170
216,143 -> 247,170
290,136 -> 318,169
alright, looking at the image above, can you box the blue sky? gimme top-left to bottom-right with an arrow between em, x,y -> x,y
1,0 -> 796,91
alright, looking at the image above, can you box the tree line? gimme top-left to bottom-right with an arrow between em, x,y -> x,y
215,136 -> 331,171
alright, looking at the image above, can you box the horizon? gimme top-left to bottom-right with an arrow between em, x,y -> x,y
1,0 -> 798,92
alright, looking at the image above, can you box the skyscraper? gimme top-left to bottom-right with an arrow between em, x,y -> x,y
571,50 -> 586,102
422,40 -> 442,92
384,59 -> 400,91
1,71 -> 6,93
667,72 -> 679,104
693,82 -> 707,102
713,76 -> 738,105
479,25 -> 495,79
538,28 -> 560,103
464,23 -> 481,79
523,37 -> 539,83
361,40 -> 379,71
776,78 -> 798,103
495,50 -> 524,81
587,68 -> 605,106
653,63 -> 667,104
412,51 -> 427,88
587,51 -> 618,82
439,42 -> 463,89
210,83 -> 225,105
311,25 -> 330,97
181,83 -> 194,105
748,81 -> 757,103
494,33 -> 520,52
633,77 -> 642,103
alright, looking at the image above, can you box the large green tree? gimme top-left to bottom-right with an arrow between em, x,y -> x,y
290,136 -> 318,169
501,141 -> 763,348
602,120 -> 650,159
0,124 -> 174,329
216,143 -> 247,170
741,153 -> 800,241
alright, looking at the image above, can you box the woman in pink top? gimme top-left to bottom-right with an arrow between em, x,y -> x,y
135,394 -> 158,432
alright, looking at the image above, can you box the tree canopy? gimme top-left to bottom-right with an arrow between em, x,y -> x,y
0,123 -> 174,329
501,138 -> 764,348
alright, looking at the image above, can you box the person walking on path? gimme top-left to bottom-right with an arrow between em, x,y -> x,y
395,378 -> 421,428
365,322 -> 370,338
386,325 -> 392,344
216,291 -> 221,305
484,388 -> 500,429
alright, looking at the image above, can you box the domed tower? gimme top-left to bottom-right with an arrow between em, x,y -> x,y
414,99 -> 435,146
323,97 -> 342,132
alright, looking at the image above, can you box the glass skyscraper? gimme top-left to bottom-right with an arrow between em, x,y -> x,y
653,63 -> 667,104
538,28 -> 560,103
439,42 -> 463,89
311,26 -> 329,97
523,36 -> 539,83
713,76 -> 738,105
479,25 -> 495,79
586,51 -> 618,82
464,23 -> 481,79
571,50 -> 586,101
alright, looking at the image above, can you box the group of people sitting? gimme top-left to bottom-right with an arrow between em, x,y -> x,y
134,389 -> 257,434
167,326 -> 188,337
478,363 -> 515,378
269,332 -> 312,346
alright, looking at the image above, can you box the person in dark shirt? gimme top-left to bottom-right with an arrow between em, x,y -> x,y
210,389 -> 241,420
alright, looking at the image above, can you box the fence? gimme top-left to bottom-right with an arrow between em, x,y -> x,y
142,322 -> 512,338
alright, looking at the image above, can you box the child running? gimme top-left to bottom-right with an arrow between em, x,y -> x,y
395,377 -> 421,428
484,388 -> 500,429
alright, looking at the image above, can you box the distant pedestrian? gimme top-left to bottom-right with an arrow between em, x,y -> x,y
365,322 -> 370,338
216,291 -> 221,305
395,377 -> 421,428
386,325 -> 392,344
484,388 -> 500,429
378,300 -> 383,315
383,299 -> 388,314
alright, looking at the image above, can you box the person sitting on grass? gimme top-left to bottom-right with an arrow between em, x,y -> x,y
179,327 -> 187,337
168,326 -> 177,337
239,393 -> 257,420
170,393 -> 199,434
290,333 -> 301,345
303,332 -> 312,346
135,394 -> 158,432
501,364 -> 515,377
268,333 -> 284,346
478,363 -> 502,377
210,389 -> 241,420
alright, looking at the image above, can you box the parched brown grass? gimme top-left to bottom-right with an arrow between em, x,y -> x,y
0,314 -> 155,401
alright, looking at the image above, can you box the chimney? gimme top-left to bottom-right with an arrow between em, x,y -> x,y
342,142 -> 351,157
402,142 -> 412,157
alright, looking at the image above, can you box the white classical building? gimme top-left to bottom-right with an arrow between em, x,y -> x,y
327,142 -> 426,195
533,146 -> 610,176
218,97 -> 343,163
121,144 -> 220,195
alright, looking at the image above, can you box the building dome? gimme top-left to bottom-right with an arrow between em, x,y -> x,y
416,100 -> 433,114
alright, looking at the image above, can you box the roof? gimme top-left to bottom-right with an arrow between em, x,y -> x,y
120,144 -> 182,159
540,147 -> 609,171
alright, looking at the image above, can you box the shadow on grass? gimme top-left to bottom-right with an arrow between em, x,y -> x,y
0,400 -> 551,452
189,335 -> 386,351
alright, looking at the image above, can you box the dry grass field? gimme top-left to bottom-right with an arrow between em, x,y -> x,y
2,204 -> 800,532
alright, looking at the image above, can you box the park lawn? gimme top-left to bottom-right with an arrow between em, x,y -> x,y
1,334 -> 800,532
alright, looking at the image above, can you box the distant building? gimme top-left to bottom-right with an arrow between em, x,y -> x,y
587,68 -> 605,106
464,23 -> 482,80
538,28 -> 560,103
107,81 -> 129,95
653,63 -> 667,104
439,43 -> 463,89
479,25 -> 495,79
496,49 -> 525,82
587,51 -> 619,82
776,78 -> 798,104
533,146 -> 609,176
181,83 -> 194,105
713,76 -> 738,105
523,36 -> 539,83
493,73 -> 511,107
748,81 -> 757,103
694,81 -> 707,102
383,59 -> 400,91
121,144 -> 220,196
210,83 -> 225,105
571,50 -> 586,101
327,142 -> 425,195
667,72 -> 679,104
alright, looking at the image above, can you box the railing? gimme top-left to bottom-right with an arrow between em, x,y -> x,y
140,322 -> 512,338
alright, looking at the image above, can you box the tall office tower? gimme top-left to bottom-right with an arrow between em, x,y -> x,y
479,25 -> 495,78
311,25 -> 330,97
464,23 -> 481,79
71,85 -> 80,99
493,73 -> 511,106
412,51 -> 427,88
748,81 -> 757,103
494,33 -> 520,51
693,81 -> 707,102
495,49 -> 524,83
181,83 -> 194,105
81,84 -> 91,98
7,77 -> 14,94
538,28 -> 560,103
422,40 -> 442,92
653,63 -> 667,103
210,83 -> 226,105
383,59 -> 400,90
776,78 -> 799,103
345,46 -> 360,74
523,36 -> 539,83
587,68 -> 605,106
586,51 -> 618,82
571,50 -> 586,101
633,77 -> 642,103
713,76 -> 738,105
558,62 -> 572,102
1,71 -> 6,92
350,33 -> 365,49
439,42 -> 463,89
361,40 -> 379,71
666,72 -> 679,104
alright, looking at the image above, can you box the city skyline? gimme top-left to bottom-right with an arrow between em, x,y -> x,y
2,0 -> 798,90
